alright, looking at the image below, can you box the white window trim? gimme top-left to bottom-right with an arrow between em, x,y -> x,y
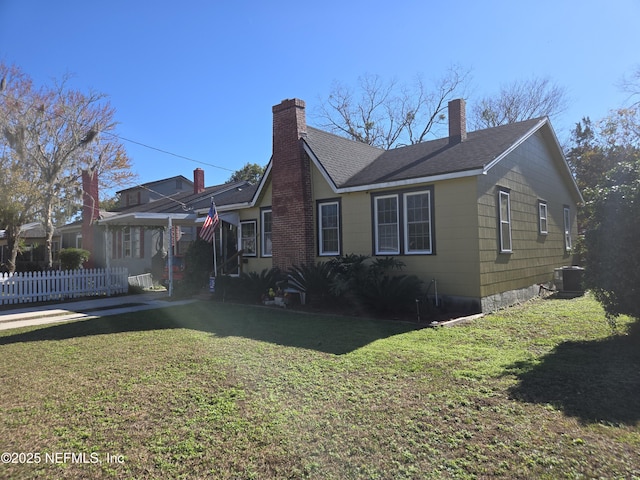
318,201 -> 341,256
499,190 -> 512,253
374,194 -> 400,255
240,220 -> 257,257
403,191 -> 432,255
539,201 -> 548,235
261,209 -> 272,258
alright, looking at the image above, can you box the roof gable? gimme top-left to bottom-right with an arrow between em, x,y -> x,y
303,127 -> 383,188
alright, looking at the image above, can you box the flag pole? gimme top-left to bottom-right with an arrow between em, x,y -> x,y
212,196 -> 218,277
212,231 -> 218,277
201,197 -> 219,293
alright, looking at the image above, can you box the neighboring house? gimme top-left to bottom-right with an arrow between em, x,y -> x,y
116,175 -> 194,208
57,174 -> 196,270
228,98 -> 582,312
0,222 -> 62,271
91,169 -> 255,279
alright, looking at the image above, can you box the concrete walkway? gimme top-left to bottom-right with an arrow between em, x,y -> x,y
0,292 -> 198,331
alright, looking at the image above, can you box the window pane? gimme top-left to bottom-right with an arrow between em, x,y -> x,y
501,223 -> 512,251
322,204 -> 338,228
500,194 -> 510,221
378,225 -> 399,252
322,228 -> 338,253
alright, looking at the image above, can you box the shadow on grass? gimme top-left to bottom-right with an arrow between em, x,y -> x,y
0,302 -> 422,355
506,320 -> 640,425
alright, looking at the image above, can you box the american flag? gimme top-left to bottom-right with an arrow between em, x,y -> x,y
199,199 -> 219,243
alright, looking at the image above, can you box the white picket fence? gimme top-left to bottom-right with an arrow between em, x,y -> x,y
128,273 -> 153,289
0,267 -> 129,305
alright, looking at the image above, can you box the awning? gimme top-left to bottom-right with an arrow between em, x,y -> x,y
96,212 -> 198,227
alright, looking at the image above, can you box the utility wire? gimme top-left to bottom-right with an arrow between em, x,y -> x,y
0,90 -> 236,173
101,130 -> 235,172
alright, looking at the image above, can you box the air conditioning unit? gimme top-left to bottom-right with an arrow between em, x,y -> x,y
553,266 -> 585,295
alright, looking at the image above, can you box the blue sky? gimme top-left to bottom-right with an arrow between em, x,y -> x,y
1,0 -> 638,196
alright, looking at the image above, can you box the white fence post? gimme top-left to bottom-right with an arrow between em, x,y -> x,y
0,268 -> 129,306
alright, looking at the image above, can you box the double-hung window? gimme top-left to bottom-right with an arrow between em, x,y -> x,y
113,227 -> 143,259
538,201 -> 548,235
240,220 -> 257,256
498,189 -> 512,253
404,191 -> 432,254
123,227 -> 143,258
318,200 -> 340,256
563,206 -> 572,251
373,188 -> 433,255
261,209 -> 272,257
374,195 -> 400,254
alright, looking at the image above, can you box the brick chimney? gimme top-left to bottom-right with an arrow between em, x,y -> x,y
271,98 -> 315,270
448,98 -> 467,144
194,168 -> 205,193
81,169 -> 100,268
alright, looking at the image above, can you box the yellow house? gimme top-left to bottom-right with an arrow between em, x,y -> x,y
221,98 -> 583,313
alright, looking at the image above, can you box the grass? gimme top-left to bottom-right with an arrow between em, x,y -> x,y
0,294 -> 638,479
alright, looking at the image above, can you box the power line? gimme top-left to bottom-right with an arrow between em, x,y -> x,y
101,131 -> 235,172
0,90 -> 237,173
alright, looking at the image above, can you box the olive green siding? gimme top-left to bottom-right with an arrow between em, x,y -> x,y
366,177 -> 481,299
477,131 -> 577,299
312,165 -> 482,299
238,182 -> 272,273
311,165 -> 373,256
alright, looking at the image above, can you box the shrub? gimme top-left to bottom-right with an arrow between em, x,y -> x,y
59,248 -> 90,270
287,255 -> 424,315
583,160 -> 640,322
183,239 -> 214,292
328,254 -> 370,297
212,275 -> 243,301
356,273 -> 423,313
238,268 -> 283,303
287,261 -> 338,304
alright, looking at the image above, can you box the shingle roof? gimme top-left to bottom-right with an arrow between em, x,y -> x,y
116,175 -> 193,194
304,118 -> 546,188
113,181 -> 257,215
304,127 -> 383,187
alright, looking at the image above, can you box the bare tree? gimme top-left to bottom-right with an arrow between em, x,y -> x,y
315,66 -> 471,149
619,65 -> 640,108
0,64 -> 40,272
1,63 -> 135,268
471,77 -> 569,129
0,146 -> 40,272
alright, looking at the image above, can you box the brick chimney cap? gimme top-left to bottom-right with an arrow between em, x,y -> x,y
273,98 -> 306,112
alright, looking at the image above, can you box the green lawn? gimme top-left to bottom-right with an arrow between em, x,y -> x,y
0,295 -> 638,479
